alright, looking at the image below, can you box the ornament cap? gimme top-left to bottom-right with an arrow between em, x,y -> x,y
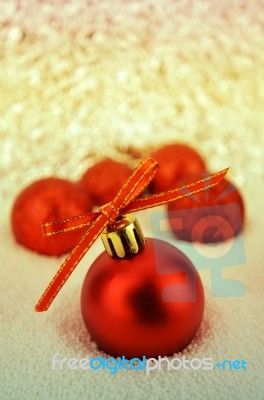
101,214 -> 145,258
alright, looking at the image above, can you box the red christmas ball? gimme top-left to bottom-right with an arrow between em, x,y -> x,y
11,178 -> 93,256
80,159 -> 132,206
150,144 -> 206,193
168,174 -> 245,243
81,238 -> 204,358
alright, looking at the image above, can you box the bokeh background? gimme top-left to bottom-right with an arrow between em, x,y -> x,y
0,1 -> 264,399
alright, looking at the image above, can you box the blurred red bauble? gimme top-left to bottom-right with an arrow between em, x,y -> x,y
11,178 -> 93,256
81,238 -> 204,358
168,174 -> 245,243
79,159 -> 132,206
149,144 -> 206,193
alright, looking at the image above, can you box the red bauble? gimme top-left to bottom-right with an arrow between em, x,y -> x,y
11,178 -> 93,256
150,144 -> 206,193
81,238 -> 204,358
80,159 -> 132,206
168,174 -> 245,243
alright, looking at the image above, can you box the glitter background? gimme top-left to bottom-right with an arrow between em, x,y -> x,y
0,1 -> 264,399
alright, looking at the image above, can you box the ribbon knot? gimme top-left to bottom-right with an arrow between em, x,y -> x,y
35,157 -> 229,312
100,203 -> 119,225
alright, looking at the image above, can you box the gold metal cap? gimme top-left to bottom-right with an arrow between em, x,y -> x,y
101,214 -> 145,258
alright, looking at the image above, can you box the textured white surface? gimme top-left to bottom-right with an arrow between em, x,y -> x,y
0,1 -> 264,399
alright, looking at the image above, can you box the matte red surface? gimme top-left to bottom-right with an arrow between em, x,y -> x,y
11,178 -> 93,256
81,238 -> 204,358
150,144 -> 206,193
168,174 -> 245,242
80,159 -> 132,206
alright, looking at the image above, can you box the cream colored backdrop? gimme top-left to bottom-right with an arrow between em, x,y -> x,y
0,1 -> 264,399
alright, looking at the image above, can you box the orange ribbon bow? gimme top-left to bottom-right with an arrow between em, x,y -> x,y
35,158 -> 229,312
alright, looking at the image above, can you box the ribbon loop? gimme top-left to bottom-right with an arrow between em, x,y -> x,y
111,158 -> 159,209
35,157 -> 229,312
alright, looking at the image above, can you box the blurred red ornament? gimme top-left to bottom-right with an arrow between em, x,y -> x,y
11,178 -> 93,256
168,174 -> 245,243
81,226 -> 204,358
80,159 -> 132,206
150,144 -> 206,193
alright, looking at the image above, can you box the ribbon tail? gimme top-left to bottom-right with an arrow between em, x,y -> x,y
42,212 -> 100,236
35,213 -> 108,312
124,168 -> 229,213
